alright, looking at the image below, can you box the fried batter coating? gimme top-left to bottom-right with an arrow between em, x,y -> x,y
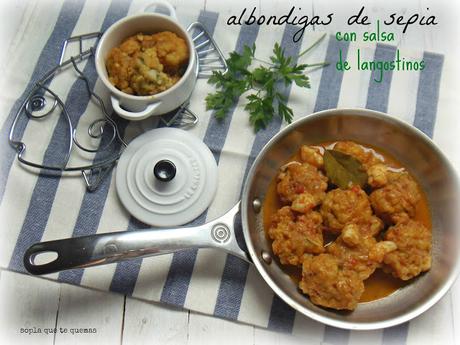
300,224 -> 397,310
141,31 -> 189,73
299,145 -> 323,168
383,220 -> 432,280
367,164 -> 404,188
327,224 -> 395,280
106,47 -> 135,93
105,32 -> 189,96
300,254 -> 364,310
328,225 -> 377,280
277,163 -> 328,205
367,164 -> 389,188
334,141 -> 382,169
270,205 -> 294,224
370,173 -> 421,224
291,192 -> 316,213
354,215 -> 384,237
341,224 -> 361,246
268,207 -> 324,266
320,186 -> 373,233
131,48 -> 178,95
120,37 -> 142,54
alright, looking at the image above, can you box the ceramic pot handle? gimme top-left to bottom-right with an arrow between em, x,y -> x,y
111,96 -> 161,121
143,0 -> 177,20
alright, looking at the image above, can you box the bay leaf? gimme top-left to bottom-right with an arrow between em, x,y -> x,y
323,149 -> 368,189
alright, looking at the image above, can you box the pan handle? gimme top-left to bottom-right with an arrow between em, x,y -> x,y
23,202 -> 249,275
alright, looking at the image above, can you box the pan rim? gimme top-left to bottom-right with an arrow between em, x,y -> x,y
240,107 -> 460,330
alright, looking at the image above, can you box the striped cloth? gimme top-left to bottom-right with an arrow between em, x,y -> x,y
0,0 -> 457,344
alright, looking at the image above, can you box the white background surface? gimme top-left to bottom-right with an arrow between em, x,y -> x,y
0,0 -> 459,344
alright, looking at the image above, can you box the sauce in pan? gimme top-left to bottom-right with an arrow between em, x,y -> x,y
262,141 -> 431,304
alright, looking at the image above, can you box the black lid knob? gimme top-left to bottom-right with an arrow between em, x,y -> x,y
154,160 -> 176,182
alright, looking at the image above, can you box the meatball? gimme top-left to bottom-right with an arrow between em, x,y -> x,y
299,145 -> 323,168
369,241 -> 398,263
268,207 -> 324,266
300,254 -> 364,310
327,224 -> 389,280
334,141 -> 381,169
277,163 -> 328,205
383,220 -> 432,280
291,192 -> 316,213
370,173 -> 421,224
320,186 -> 373,233
269,205 -> 294,224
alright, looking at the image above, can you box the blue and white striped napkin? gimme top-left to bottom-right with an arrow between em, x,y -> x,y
0,0 -> 457,344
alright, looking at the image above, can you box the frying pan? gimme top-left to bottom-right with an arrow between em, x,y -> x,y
23,108 -> 460,330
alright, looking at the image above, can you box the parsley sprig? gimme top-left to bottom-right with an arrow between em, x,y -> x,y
205,34 -> 328,131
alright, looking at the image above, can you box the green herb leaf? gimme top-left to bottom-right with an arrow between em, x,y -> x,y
205,50 -> 253,119
323,150 -> 368,189
277,100 -> 293,124
205,38 -> 327,131
245,93 -> 274,131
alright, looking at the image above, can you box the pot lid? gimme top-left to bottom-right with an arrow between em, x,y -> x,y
116,127 -> 218,227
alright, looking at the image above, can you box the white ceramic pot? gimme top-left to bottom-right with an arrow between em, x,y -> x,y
95,1 -> 197,120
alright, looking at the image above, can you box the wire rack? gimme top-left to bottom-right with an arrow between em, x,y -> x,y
8,22 -> 227,192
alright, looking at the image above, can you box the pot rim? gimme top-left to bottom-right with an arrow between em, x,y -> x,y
241,107 -> 460,330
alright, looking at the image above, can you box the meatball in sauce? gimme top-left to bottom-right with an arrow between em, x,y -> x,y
264,141 -> 431,311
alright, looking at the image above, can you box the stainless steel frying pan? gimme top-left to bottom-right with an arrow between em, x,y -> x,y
23,108 -> 460,330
